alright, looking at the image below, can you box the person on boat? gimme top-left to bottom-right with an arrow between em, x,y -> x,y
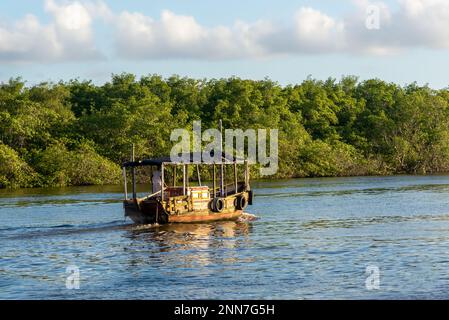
152,169 -> 162,194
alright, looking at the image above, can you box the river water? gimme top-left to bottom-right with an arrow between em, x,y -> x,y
1,175 -> 449,299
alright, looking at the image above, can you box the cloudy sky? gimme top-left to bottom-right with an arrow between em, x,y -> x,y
1,0 -> 448,87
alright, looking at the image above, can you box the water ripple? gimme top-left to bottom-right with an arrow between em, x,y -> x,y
2,176 -> 449,299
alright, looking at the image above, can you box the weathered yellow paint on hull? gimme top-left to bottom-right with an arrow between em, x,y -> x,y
168,210 -> 243,223
124,192 -> 248,225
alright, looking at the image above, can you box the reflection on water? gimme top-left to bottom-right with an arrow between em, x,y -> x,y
3,175 -> 449,299
125,221 -> 253,268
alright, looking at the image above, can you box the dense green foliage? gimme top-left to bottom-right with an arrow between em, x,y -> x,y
1,74 -> 449,188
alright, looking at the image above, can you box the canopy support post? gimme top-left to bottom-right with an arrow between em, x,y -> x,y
224,164 -> 227,197
219,120 -> 224,197
183,164 -> 186,196
213,164 -> 216,198
196,164 -> 202,186
173,165 -> 176,187
234,162 -> 238,194
123,167 -> 128,200
186,164 -> 189,190
131,144 -> 136,199
245,160 -> 250,189
161,163 -> 165,203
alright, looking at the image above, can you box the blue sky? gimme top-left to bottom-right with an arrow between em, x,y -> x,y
0,0 -> 448,88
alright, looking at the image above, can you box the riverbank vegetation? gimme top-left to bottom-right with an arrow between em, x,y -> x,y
1,74 -> 449,188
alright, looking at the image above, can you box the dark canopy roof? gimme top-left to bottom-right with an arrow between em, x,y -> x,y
122,151 -> 245,168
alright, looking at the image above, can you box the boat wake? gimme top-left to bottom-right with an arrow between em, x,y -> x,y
129,223 -> 161,231
4,213 -> 259,241
3,220 -> 131,240
237,212 -> 259,222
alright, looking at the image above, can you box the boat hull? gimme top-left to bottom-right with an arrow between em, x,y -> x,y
124,199 -> 245,224
168,210 -> 243,223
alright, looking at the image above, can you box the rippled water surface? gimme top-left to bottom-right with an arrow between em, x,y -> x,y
2,175 -> 449,299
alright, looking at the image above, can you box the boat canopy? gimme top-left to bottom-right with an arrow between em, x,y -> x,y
122,151 -> 245,168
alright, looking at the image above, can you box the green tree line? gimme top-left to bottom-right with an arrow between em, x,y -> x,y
1,73 -> 449,188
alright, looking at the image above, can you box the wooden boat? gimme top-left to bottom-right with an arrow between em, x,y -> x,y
122,152 -> 253,225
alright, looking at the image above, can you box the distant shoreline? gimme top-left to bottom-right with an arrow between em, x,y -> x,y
2,74 -> 449,189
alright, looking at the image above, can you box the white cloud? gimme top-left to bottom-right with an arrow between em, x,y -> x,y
294,8 -> 345,52
343,0 -> 449,55
2,0 -> 449,63
0,14 -> 61,61
114,10 -> 274,59
113,8 -> 348,59
396,0 -> 449,48
0,0 -> 102,62
45,0 -> 92,32
112,0 -> 449,59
